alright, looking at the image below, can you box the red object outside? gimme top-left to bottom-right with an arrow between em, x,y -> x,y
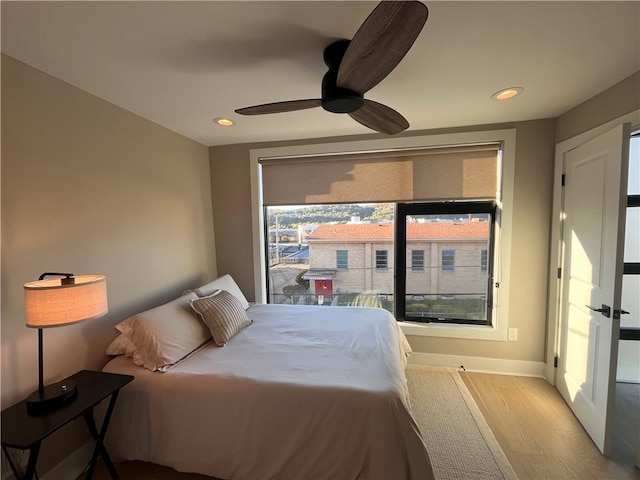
314,280 -> 333,303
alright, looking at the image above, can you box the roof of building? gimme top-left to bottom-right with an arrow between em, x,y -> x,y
307,221 -> 489,242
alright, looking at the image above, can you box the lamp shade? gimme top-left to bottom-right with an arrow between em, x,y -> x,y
24,275 -> 108,328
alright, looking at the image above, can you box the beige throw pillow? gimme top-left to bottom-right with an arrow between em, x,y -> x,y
190,290 -> 253,346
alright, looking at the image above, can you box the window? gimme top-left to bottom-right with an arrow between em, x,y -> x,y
251,130 -> 515,334
263,202 -> 496,325
264,204 -> 394,307
376,250 -> 388,270
396,201 -> 496,325
412,250 -> 425,271
442,250 -> 455,271
336,250 -> 348,269
481,249 -> 488,273
253,128 -> 515,339
621,133 -> 639,340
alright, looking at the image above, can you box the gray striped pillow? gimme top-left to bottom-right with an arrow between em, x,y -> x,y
189,290 -> 252,346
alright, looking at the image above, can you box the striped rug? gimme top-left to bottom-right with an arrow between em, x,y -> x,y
406,364 -> 518,480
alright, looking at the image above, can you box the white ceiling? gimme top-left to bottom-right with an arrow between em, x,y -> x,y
2,1 -> 639,147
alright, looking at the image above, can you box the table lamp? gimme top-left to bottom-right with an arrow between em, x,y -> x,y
24,272 -> 107,415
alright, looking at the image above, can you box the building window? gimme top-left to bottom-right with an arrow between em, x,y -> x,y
396,201 -> 496,325
336,250 -> 348,269
442,250 -> 455,271
412,250 -> 425,271
376,250 -> 388,270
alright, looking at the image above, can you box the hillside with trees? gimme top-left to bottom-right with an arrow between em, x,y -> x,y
267,204 -> 394,229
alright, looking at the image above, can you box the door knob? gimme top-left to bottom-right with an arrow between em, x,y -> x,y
613,309 -> 630,319
586,304 -> 611,318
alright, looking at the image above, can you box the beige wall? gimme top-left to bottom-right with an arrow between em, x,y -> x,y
210,119 -> 556,363
1,55 -> 216,470
556,71 -> 640,142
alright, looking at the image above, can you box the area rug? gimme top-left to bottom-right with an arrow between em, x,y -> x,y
406,364 -> 519,480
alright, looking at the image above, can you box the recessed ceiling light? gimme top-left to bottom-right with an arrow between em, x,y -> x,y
213,117 -> 234,127
491,87 -> 524,101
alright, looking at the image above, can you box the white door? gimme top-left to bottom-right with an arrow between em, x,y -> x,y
556,123 -> 631,455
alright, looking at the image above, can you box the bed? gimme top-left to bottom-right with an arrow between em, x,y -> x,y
102,276 -> 434,480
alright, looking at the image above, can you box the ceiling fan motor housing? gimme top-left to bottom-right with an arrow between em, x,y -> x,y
321,74 -> 364,113
321,40 -> 364,114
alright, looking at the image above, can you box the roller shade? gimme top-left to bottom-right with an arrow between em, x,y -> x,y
260,144 -> 499,206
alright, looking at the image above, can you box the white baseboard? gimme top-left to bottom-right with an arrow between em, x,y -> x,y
41,441 -> 93,480
409,352 -> 546,378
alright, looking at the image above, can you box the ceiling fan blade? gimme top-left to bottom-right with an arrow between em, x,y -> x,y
349,99 -> 409,135
235,99 -> 322,115
337,1 -> 428,94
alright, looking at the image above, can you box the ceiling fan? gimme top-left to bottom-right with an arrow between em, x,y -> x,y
235,1 -> 429,135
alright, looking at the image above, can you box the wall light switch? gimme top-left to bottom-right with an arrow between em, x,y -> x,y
508,328 -> 518,341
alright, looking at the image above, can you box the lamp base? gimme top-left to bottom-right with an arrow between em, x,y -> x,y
26,379 -> 78,415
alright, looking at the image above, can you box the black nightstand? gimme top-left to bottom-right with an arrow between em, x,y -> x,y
1,370 -> 134,480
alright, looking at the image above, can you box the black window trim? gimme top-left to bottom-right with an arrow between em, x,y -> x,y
395,201 -> 497,325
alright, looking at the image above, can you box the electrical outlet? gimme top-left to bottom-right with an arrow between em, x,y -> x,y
508,328 -> 518,341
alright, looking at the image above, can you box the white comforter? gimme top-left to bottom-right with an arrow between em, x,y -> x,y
103,304 -> 434,480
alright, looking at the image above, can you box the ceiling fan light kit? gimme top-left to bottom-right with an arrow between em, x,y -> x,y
235,1 -> 429,135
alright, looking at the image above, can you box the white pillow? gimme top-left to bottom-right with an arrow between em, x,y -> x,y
191,274 -> 250,310
105,333 -> 137,357
116,292 -> 212,371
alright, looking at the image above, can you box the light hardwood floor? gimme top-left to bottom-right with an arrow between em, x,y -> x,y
89,372 -> 639,480
460,372 -> 640,480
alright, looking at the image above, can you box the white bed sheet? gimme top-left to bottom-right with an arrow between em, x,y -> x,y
103,304 -> 434,480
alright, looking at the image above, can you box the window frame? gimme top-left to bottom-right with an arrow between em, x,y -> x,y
395,201 -> 497,325
250,128 -> 516,341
